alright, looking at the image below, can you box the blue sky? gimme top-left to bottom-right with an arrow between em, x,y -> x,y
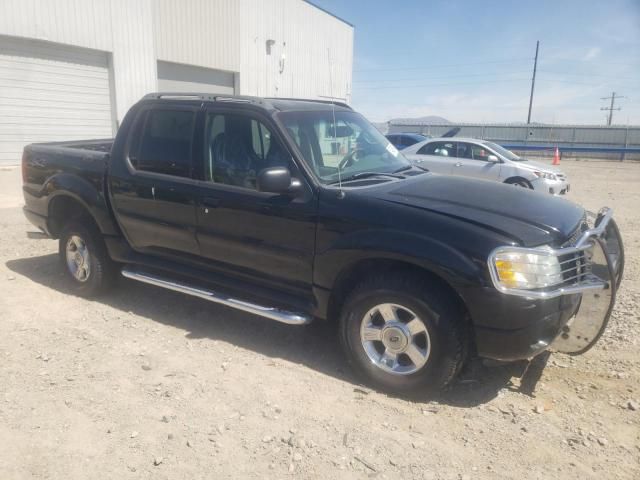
313,0 -> 640,124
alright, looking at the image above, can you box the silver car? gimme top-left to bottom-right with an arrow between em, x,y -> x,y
402,138 -> 570,195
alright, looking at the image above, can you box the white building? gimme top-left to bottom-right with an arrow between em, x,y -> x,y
0,0 -> 354,165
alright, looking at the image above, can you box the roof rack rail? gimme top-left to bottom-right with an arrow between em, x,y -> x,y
142,92 -> 266,104
141,93 -> 352,110
142,92 -> 216,101
265,96 -> 352,110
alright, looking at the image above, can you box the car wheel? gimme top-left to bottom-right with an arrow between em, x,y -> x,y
59,220 -> 116,297
339,273 -> 467,395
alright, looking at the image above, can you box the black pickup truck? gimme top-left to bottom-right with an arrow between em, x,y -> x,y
22,93 -> 624,394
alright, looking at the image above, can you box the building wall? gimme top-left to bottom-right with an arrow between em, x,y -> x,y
154,0 -> 353,101
0,0 -> 157,123
0,0 -> 353,123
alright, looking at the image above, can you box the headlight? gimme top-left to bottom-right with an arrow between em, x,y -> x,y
533,171 -> 557,181
490,247 -> 562,290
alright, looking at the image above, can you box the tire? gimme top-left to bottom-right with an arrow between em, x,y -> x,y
505,178 -> 530,188
339,272 -> 467,395
58,219 -> 116,297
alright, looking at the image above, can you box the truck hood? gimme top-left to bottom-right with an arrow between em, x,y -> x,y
369,174 -> 584,246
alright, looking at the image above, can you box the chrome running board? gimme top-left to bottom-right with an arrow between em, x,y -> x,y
121,268 -> 312,326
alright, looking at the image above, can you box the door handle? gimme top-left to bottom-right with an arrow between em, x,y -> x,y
454,162 -> 463,167
201,197 -> 220,209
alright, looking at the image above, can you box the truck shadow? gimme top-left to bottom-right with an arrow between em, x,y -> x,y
6,253 -> 545,407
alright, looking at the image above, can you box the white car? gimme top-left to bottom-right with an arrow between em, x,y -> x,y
402,138 -> 569,195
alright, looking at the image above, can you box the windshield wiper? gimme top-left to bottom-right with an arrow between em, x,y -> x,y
392,165 -> 414,174
330,172 -> 405,184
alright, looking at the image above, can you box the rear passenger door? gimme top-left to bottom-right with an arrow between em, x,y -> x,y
109,105 -> 200,258
407,141 -> 456,174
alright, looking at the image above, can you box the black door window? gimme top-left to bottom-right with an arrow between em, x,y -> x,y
457,142 -> 473,159
204,113 -> 291,190
134,109 -> 195,177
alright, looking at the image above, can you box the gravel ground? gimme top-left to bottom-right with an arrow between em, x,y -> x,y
0,160 -> 638,479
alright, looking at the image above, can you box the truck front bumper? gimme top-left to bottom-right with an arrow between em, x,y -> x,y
471,208 -> 623,361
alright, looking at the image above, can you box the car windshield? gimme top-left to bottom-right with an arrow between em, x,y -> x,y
483,141 -> 525,161
278,110 -> 411,184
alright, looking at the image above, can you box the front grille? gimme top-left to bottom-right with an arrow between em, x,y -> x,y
556,217 -> 592,288
557,250 -> 591,286
562,215 -> 589,247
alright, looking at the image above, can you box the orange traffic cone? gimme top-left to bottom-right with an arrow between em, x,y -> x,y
552,146 -> 560,166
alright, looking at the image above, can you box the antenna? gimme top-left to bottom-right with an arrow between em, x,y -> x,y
327,48 -> 344,197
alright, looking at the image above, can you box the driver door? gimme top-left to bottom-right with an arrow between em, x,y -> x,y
451,142 -> 502,181
193,108 -> 317,296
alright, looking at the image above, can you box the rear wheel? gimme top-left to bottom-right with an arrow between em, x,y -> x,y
339,273 -> 467,395
59,220 -> 116,297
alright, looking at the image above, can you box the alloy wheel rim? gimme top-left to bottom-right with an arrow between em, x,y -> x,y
65,235 -> 90,282
360,303 -> 431,375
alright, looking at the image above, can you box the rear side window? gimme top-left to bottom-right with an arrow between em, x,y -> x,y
134,109 -> 195,177
417,141 -> 456,157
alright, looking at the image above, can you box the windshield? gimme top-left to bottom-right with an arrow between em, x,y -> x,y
482,141 -> 525,161
278,110 -> 411,184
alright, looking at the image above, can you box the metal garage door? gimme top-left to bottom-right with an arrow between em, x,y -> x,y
0,36 -> 114,165
157,61 -> 235,95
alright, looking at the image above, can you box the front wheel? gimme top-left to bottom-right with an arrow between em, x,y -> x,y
339,273 -> 467,395
59,220 -> 116,297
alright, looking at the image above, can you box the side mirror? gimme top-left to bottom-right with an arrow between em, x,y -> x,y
487,154 -> 500,163
257,167 -> 302,195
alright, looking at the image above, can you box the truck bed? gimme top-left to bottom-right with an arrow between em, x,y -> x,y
23,138 -> 113,177
22,138 -> 116,236
27,138 -> 114,154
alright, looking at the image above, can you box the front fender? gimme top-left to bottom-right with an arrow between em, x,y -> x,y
313,228 -> 484,291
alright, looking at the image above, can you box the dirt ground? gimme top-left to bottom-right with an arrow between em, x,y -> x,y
0,160 -> 638,479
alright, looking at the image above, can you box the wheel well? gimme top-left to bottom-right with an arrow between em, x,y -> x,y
504,176 -> 533,188
328,258 -> 472,322
48,195 -> 98,238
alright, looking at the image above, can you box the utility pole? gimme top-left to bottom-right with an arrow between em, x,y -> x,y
600,92 -> 625,126
526,40 -> 539,124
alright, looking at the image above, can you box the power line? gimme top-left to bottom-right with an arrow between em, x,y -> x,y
353,58 -> 531,72
355,78 -> 530,90
538,70 -> 636,81
354,76 -> 628,90
353,70 -> 532,84
600,92 -> 626,125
